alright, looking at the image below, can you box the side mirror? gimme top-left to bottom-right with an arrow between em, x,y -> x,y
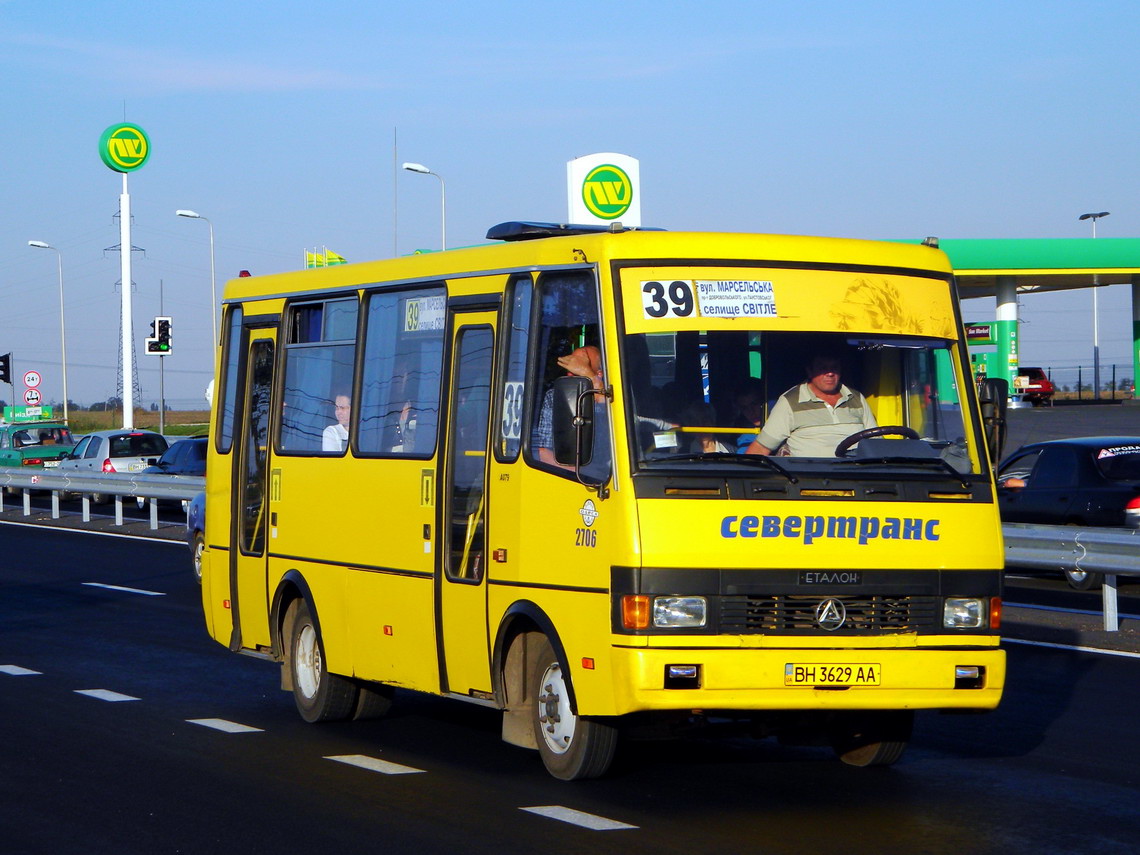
552,376 -> 593,467
977,377 -> 1009,463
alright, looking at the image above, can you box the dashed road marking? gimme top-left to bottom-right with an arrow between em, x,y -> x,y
75,689 -> 140,702
186,718 -> 264,733
326,754 -> 426,775
83,582 -> 165,596
520,806 -> 637,830
0,665 -> 42,676
1005,637 -> 1140,660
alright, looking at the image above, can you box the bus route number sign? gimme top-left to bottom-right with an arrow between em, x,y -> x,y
641,280 -> 778,320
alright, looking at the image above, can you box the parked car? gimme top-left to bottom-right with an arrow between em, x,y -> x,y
0,421 -> 75,469
1016,367 -> 1055,406
135,437 -> 207,508
186,491 -> 205,583
997,436 -> 1140,589
58,429 -> 169,503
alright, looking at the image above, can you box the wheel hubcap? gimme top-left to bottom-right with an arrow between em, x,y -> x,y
295,624 -> 321,699
537,661 -> 576,754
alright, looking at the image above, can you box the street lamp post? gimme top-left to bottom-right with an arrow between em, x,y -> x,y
401,162 -> 446,250
27,241 -> 69,423
1079,211 -> 1110,398
176,210 -> 217,347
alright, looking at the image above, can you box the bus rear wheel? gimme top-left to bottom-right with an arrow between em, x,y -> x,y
286,599 -> 358,723
529,636 -> 617,780
830,711 -> 913,767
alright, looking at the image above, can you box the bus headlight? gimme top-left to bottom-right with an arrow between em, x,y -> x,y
943,597 -> 985,629
653,596 -> 707,628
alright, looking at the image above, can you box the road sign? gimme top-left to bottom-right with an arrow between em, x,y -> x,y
23,370 -> 41,389
23,388 -> 41,406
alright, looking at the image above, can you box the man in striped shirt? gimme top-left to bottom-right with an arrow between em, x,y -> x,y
745,354 -> 876,458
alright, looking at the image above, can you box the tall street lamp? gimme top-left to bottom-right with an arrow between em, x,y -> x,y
27,241 -> 69,423
402,162 -> 446,250
1079,211 -> 1110,398
176,210 -> 218,347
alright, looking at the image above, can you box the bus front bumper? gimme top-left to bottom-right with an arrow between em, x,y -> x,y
601,643 -> 1006,716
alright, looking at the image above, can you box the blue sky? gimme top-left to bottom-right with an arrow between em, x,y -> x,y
3,0 -> 1140,407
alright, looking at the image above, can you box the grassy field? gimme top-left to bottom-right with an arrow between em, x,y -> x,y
65,410 -> 211,436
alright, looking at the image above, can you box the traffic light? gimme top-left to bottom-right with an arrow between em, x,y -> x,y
0,352 -> 10,384
145,317 -> 173,355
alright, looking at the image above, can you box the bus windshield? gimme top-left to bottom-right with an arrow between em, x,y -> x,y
622,329 -> 977,476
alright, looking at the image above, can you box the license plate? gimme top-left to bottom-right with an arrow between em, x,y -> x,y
43,460 -> 60,468
784,663 -> 881,686
128,462 -> 145,472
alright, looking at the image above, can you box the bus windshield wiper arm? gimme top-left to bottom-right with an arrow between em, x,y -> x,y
851,454 -> 972,486
656,452 -> 799,483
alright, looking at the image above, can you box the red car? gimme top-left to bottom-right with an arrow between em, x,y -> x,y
1017,367 -> 1055,406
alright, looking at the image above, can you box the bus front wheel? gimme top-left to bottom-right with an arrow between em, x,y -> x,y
286,599 -> 358,723
830,711 -> 913,767
529,635 -> 617,780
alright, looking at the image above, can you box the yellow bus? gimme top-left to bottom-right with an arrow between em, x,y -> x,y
200,223 -> 1006,780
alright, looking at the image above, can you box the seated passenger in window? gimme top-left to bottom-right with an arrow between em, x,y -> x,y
680,401 -> 733,454
322,394 -> 351,452
731,378 -> 766,452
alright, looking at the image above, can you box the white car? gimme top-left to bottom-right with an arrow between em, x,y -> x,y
58,429 -> 169,503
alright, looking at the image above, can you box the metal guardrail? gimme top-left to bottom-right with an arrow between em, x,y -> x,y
1003,522 -> 1139,631
0,469 -> 204,531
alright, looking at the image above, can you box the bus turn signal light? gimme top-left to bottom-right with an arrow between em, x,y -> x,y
622,595 -> 650,630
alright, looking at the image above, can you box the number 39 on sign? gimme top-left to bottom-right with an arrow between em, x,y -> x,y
641,280 -> 695,319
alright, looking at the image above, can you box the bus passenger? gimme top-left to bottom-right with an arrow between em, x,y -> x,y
533,345 -> 606,469
731,378 -> 767,452
745,354 -> 875,457
322,394 -> 351,452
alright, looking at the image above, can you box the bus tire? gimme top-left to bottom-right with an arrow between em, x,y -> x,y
286,599 -> 358,723
190,532 -> 204,584
830,711 -> 913,767
530,635 -> 617,780
351,680 -> 395,720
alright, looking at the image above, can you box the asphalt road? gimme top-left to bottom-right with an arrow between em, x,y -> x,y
1005,400 -> 1140,452
2,525 -> 1138,855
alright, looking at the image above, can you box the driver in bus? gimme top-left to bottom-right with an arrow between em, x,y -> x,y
744,354 -> 876,457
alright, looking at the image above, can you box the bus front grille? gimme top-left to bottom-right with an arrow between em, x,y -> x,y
720,594 -> 941,633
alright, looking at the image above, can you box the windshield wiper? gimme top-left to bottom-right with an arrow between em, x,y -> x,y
849,454 -> 973,487
649,452 -> 799,483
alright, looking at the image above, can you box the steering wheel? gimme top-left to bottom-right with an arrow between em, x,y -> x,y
834,425 -> 920,457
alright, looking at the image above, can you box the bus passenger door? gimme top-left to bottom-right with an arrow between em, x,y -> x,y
228,329 -> 276,652
438,313 -> 495,696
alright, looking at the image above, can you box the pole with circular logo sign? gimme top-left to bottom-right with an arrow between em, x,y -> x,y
99,123 -> 150,429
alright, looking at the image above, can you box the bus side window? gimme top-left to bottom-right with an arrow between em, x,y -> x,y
496,275 -> 532,461
525,270 -> 608,480
358,286 -> 445,457
216,305 -> 244,454
279,298 -> 358,455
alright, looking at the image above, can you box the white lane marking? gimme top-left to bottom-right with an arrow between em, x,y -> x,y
0,518 -> 185,544
186,718 -> 264,733
1005,601 -> 1140,621
75,689 -> 140,702
520,806 -> 637,831
0,665 -> 42,676
83,582 -> 165,597
326,754 -> 426,775
1004,637 -> 1140,660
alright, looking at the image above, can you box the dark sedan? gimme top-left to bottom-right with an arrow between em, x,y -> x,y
997,436 -> 1140,588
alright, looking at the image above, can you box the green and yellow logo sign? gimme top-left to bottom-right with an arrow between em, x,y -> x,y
582,163 -> 633,220
99,123 -> 151,173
